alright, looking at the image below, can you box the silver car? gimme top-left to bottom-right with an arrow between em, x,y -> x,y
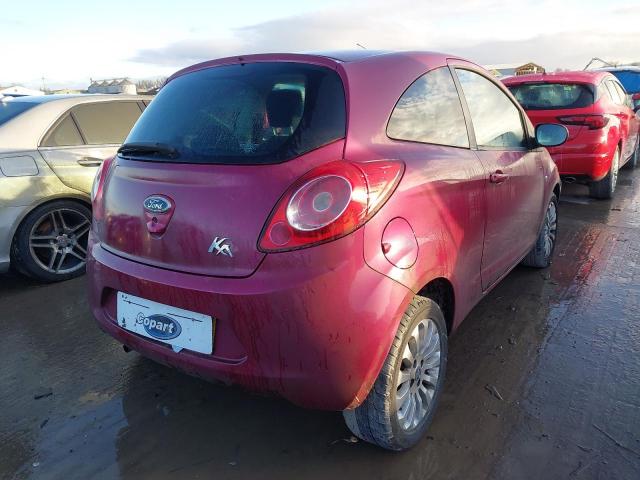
0,94 -> 149,281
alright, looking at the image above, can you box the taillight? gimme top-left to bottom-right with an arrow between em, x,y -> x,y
259,160 -> 404,252
557,114 -> 609,130
91,155 -> 115,206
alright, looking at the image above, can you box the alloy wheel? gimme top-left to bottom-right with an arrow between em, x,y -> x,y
28,208 -> 90,275
611,149 -> 619,193
543,200 -> 558,258
396,318 -> 441,431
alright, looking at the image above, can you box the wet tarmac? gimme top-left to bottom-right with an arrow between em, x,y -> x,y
2,169 -> 639,480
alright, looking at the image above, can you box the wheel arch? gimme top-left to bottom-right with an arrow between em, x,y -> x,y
417,277 -> 455,334
10,195 -> 91,252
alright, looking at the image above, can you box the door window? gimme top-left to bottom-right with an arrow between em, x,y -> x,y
456,69 -> 526,149
612,81 -> 632,108
387,67 -> 469,148
41,115 -> 84,147
605,81 -> 623,105
72,102 -> 143,145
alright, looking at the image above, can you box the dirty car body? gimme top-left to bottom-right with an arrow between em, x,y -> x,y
87,51 -> 562,449
0,94 -> 149,281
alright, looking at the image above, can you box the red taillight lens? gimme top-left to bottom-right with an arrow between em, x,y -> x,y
287,175 -> 354,231
91,155 -> 115,207
259,160 -> 404,252
557,114 -> 609,130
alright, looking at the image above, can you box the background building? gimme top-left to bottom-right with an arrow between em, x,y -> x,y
87,78 -> 137,94
0,85 -> 45,97
485,62 -> 546,78
50,88 -> 84,95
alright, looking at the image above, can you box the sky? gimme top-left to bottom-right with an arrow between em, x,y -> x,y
2,0 -> 639,89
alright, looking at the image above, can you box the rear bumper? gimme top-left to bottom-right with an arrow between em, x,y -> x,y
553,151 -> 612,181
87,229 -> 412,411
548,130 -> 615,181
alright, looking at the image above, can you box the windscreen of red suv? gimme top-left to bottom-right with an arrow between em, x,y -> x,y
122,62 -> 346,164
508,83 -> 595,110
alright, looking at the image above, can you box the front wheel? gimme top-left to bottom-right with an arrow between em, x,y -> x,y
343,296 -> 448,451
521,194 -> 558,268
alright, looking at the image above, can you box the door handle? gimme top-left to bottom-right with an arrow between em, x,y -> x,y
490,171 -> 509,184
77,157 -> 103,167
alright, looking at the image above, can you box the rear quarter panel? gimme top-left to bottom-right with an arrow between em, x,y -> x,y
360,143 -> 487,330
342,54 -> 489,329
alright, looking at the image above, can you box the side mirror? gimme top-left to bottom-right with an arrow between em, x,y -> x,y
535,124 -> 569,147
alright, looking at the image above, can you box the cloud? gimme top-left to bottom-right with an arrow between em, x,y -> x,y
131,38 -> 241,66
129,0 -> 640,71
611,4 -> 640,15
446,32 -> 640,70
128,0 -> 508,67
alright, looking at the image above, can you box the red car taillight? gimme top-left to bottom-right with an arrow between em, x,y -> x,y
557,114 -> 609,130
259,160 -> 404,252
91,155 -> 115,207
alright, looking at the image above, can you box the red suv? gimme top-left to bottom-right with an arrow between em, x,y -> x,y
87,51 -> 566,450
504,71 -> 640,199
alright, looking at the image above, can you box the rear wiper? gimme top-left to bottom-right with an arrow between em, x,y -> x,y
118,142 -> 179,159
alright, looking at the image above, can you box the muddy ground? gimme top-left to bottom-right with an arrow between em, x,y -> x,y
1,169 -> 639,480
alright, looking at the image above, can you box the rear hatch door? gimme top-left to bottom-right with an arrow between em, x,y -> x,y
99,142 -> 344,277
98,60 -> 347,277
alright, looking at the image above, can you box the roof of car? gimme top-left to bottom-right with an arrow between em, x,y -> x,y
310,50 -> 393,62
502,70 -> 613,85
1,94 -> 151,105
595,65 -> 640,73
167,51 -> 477,83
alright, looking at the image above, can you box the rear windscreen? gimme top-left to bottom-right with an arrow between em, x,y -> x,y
123,62 -> 346,164
508,83 -> 594,110
0,101 -> 37,127
609,71 -> 640,94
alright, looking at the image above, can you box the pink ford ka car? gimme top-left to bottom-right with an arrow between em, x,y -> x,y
87,51 -> 567,450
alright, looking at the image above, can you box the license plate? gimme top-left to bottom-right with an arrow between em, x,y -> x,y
116,292 -> 213,354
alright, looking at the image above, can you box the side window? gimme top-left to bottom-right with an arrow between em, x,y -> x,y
387,67 -> 469,148
455,69 -> 526,149
613,82 -> 631,108
41,115 -> 84,147
72,102 -> 143,145
597,82 -> 609,101
605,81 -> 623,105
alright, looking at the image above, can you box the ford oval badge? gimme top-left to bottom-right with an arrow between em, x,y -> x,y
138,314 -> 182,340
144,195 -> 172,214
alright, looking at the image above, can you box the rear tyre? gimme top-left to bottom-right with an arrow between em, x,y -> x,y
625,137 -> 639,169
343,296 -> 447,451
522,194 -> 558,268
11,200 -> 91,282
589,147 -> 619,199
